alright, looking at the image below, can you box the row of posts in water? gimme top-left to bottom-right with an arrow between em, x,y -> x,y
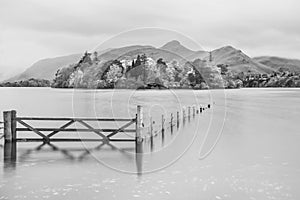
135,103 -> 211,142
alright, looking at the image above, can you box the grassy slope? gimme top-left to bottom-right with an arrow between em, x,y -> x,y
8,54 -> 82,81
209,46 -> 275,74
253,56 -> 300,73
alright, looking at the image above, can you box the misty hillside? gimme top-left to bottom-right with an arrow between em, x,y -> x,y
52,40 -> 283,89
209,46 -> 275,74
7,48 -> 113,82
160,40 -> 208,61
116,47 -> 188,63
8,54 -> 82,81
98,45 -> 153,61
253,56 -> 300,73
7,40 -> 300,83
160,40 -> 196,58
51,47 -> 225,89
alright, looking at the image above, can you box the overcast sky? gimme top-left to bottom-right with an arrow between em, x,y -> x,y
0,0 -> 299,79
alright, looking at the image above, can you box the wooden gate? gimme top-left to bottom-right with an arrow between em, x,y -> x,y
3,109 -> 142,144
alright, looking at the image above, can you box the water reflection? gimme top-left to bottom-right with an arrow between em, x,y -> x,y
4,141 -> 143,174
135,141 -> 143,176
3,141 -> 17,169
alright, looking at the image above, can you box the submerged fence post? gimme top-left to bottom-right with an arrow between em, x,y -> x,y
161,114 -> 165,143
150,116 -> 153,138
136,106 -> 143,143
135,107 -> 143,175
161,114 -> 165,132
176,111 -> 179,128
3,110 -> 17,165
170,113 -> 173,133
182,107 -> 185,119
193,106 -> 195,117
150,116 -> 154,150
4,110 -> 16,142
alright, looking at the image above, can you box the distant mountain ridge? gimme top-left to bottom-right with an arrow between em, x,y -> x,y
6,40 -> 300,82
7,54 -> 82,81
209,46 -> 275,74
253,56 -> 300,73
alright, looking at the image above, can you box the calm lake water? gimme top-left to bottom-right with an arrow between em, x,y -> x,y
0,88 -> 299,200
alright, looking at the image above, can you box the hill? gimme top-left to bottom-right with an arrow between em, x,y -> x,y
7,46 -> 154,82
98,41 -> 203,64
98,45 -> 153,61
51,42 -> 238,89
8,54 -> 82,81
160,40 -> 196,58
253,56 -> 300,73
209,46 -> 275,74
160,40 -> 208,61
8,40 -> 298,84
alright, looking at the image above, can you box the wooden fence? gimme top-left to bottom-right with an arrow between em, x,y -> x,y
138,103 -> 211,141
1,104 -> 211,144
2,110 -> 138,143
1,104 -> 212,162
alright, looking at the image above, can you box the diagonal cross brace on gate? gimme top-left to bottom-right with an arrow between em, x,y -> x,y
2,106 -> 145,164
4,113 -> 137,143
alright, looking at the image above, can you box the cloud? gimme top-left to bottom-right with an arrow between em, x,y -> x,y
0,0 -> 183,36
0,0 -> 299,79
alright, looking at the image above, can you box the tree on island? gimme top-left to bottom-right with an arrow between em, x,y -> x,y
135,55 -> 141,66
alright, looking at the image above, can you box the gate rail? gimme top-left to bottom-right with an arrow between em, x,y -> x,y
3,109 -> 142,144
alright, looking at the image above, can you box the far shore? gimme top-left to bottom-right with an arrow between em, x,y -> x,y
0,86 -> 299,90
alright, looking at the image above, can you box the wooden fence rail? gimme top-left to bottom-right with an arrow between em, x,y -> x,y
138,103 -> 212,140
2,104 -> 211,161
3,109 -> 139,144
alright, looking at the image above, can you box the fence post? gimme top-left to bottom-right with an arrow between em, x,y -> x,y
176,111 -> 179,128
161,114 -> 165,143
193,106 -> 195,117
3,110 -> 17,165
3,110 -> 17,142
150,116 -> 153,138
136,106 -> 143,142
188,106 -> 191,121
182,107 -> 185,119
150,116 -> 154,151
161,114 -> 165,132
135,107 -> 143,175
170,113 -> 173,133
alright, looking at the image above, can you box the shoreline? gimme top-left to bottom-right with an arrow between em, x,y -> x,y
0,86 -> 300,90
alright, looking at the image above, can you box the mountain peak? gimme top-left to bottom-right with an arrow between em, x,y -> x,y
161,40 -> 182,49
160,40 -> 195,58
217,45 -> 237,51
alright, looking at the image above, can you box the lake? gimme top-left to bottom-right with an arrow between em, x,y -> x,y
0,88 -> 300,199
